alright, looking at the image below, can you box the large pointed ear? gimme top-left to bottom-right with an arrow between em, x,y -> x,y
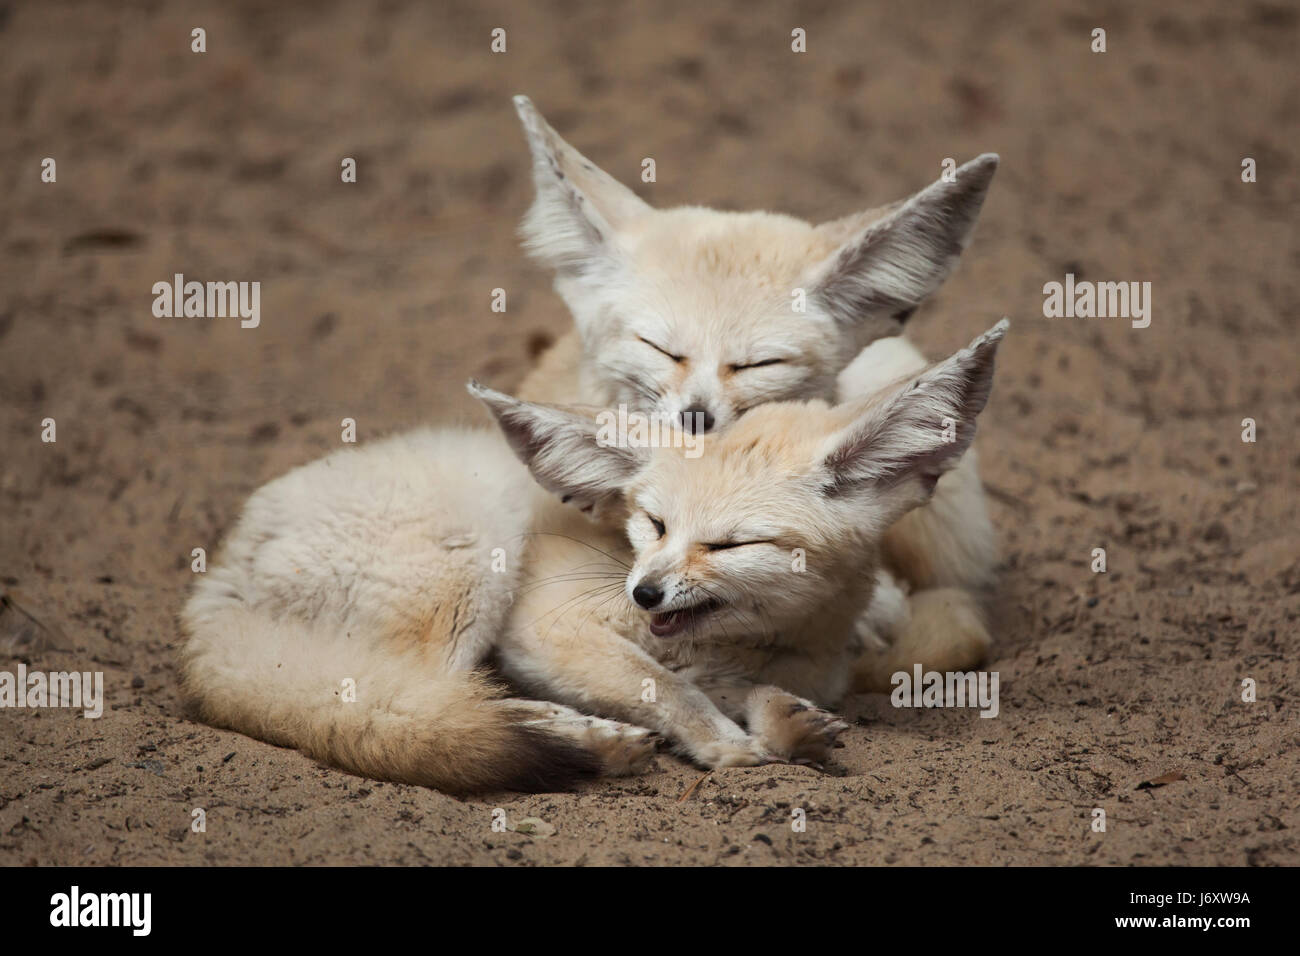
468,380 -> 645,512
513,95 -> 652,275
817,319 -> 1008,514
805,154 -> 999,344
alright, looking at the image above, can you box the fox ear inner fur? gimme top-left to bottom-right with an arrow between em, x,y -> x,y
805,154 -> 999,341
513,94 -> 652,274
468,380 -> 644,511
818,318 -> 1008,507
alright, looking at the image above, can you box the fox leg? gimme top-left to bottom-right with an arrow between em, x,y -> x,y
507,698 -> 658,776
495,625 -> 777,769
852,578 -> 993,693
853,455 -> 995,692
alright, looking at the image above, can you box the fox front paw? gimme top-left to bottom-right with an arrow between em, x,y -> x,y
752,694 -> 849,767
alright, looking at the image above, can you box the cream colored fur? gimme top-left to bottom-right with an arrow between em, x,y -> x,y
512,96 -> 1000,688
180,323 -> 1007,789
180,98 -> 1006,791
837,337 -> 997,687
180,429 -> 608,793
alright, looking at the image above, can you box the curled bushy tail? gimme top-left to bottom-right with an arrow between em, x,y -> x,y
179,600 -> 599,794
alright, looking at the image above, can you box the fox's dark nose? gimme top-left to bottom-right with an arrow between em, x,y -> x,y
632,582 -> 664,609
680,405 -> 715,434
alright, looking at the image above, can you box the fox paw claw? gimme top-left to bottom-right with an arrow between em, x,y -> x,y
762,698 -> 848,766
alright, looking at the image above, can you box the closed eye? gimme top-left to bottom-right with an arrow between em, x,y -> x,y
648,514 -> 666,538
729,358 -> 785,372
638,336 -> 684,364
705,540 -> 772,551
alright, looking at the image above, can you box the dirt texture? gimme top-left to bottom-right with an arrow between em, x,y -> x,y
1,0 -> 1296,865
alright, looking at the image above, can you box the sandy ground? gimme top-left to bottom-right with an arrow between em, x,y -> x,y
1,0 -> 1297,866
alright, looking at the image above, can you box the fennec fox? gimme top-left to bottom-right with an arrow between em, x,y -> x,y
510,96 -> 1001,689
181,322 -> 1007,792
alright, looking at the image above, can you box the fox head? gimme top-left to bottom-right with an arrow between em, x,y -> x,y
472,319 -> 1007,644
514,95 -> 998,436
